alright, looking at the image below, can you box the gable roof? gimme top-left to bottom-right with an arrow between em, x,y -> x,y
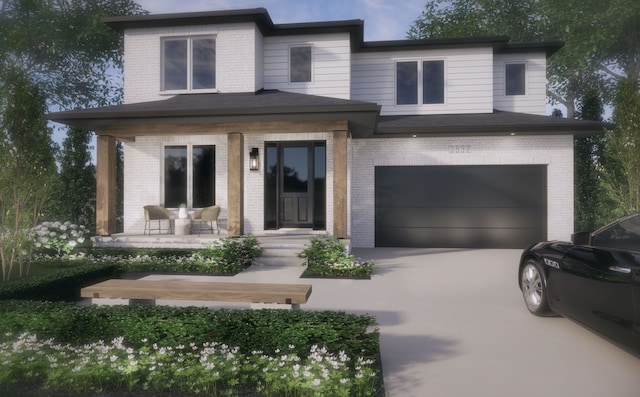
103,8 -> 562,57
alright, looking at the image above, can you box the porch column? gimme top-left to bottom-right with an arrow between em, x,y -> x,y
96,135 -> 117,236
227,132 -> 244,236
333,130 -> 348,238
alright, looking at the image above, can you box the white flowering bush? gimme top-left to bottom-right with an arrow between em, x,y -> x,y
0,333 -> 379,396
33,221 -> 88,256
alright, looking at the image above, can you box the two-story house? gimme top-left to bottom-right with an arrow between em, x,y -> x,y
49,8 -> 603,248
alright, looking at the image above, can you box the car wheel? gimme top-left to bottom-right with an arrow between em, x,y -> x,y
520,259 -> 552,316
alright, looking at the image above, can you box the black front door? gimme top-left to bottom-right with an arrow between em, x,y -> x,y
281,145 -> 313,227
264,142 -> 326,230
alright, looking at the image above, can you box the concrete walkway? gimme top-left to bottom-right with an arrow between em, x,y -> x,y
143,247 -> 640,397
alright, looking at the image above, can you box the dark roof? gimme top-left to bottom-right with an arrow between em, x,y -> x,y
376,111 -> 605,137
47,90 -> 381,136
104,8 -> 562,57
48,91 -> 604,138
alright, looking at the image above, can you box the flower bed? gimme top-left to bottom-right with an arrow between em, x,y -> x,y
0,302 -> 383,396
298,237 -> 375,279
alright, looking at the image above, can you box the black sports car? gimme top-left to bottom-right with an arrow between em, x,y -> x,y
518,213 -> 640,355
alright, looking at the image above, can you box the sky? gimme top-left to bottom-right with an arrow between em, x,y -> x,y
134,0 -> 428,41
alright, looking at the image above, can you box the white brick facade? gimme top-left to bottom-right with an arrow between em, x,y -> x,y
350,135 -> 574,247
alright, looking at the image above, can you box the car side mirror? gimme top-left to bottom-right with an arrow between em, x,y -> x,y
572,231 -> 592,246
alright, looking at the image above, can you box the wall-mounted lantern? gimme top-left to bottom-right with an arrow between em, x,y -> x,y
249,148 -> 259,171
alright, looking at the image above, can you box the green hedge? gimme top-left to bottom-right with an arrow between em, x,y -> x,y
0,301 -> 378,360
0,262 -> 124,301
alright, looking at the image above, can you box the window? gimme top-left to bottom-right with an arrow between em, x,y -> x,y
396,60 -> 445,105
162,36 -> 215,91
290,46 -> 312,83
505,63 -> 526,96
164,145 -> 215,208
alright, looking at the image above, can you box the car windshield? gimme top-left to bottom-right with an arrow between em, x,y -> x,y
592,213 -> 640,252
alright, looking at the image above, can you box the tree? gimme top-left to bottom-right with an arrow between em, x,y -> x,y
0,1 -> 145,242
598,78 -> 640,217
574,89 -> 608,231
0,68 -> 56,281
0,0 -> 146,109
49,128 -> 96,231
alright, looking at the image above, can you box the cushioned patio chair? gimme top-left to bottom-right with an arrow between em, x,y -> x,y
143,205 -> 173,235
191,205 -> 220,235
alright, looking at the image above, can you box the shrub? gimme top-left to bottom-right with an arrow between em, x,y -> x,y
0,262 -> 123,301
0,302 -> 382,396
194,234 -> 262,274
33,221 -> 89,256
298,237 -> 374,278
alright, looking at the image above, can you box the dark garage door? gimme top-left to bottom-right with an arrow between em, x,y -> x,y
375,165 -> 547,248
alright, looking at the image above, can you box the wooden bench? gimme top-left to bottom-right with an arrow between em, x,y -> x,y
81,279 -> 312,310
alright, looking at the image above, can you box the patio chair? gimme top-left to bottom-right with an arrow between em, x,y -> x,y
143,205 -> 173,235
191,205 -> 220,235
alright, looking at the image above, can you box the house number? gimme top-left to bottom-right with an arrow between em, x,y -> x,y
448,145 -> 471,154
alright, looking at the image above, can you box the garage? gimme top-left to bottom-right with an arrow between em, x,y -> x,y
375,165 -> 547,248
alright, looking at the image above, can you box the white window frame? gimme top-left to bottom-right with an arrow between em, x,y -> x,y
505,62 -> 527,96
289,44 -> 314,84
161,35 -> 217,94
395,58 -> 447,106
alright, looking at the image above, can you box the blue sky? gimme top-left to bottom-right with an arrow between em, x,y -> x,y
135,0 -> 428,41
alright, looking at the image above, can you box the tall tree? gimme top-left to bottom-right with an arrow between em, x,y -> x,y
598,78 -> 640,217
49,128 -> 96,230
0,0 -> 145,236
0,68 -> 56,280
0,0 -> 146,109
574,89 -> 606,231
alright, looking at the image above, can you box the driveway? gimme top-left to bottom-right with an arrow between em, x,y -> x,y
307,248 -> 640,397
148,246 -> 640,397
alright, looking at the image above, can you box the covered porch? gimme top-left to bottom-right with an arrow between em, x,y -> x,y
48,90 -> 380,241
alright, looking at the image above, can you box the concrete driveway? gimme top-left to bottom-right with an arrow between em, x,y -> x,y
308,248 -> 640,397
146,246 -> 640,397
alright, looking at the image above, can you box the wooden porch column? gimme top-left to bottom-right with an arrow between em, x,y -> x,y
333,130 -> 348,238
96,135 -> 117,236
227,132 -> 244,236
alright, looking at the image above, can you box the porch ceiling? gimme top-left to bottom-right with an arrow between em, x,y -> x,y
47,90 -> 381,139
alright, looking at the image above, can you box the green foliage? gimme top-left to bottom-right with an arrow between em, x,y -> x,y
72,236 -> 262,275
0,303 -> 381,396
0,262 -> 123,301
298,237 -> 374,278
574,89 -> 611,231
33,221 -> 89,256
598,78 -> 640,216
49,128 -> 97,232
195,235 -> 263,274
0,0 -> 147,109
0,68 -> 56,282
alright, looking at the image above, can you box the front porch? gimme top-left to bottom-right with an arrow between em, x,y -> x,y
92,231 -> 339,250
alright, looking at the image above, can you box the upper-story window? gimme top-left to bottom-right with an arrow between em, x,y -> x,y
290,45 -> 312,83
162,36 -> 216,92
396,60 -> 445,105
505,63 -> 526,95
